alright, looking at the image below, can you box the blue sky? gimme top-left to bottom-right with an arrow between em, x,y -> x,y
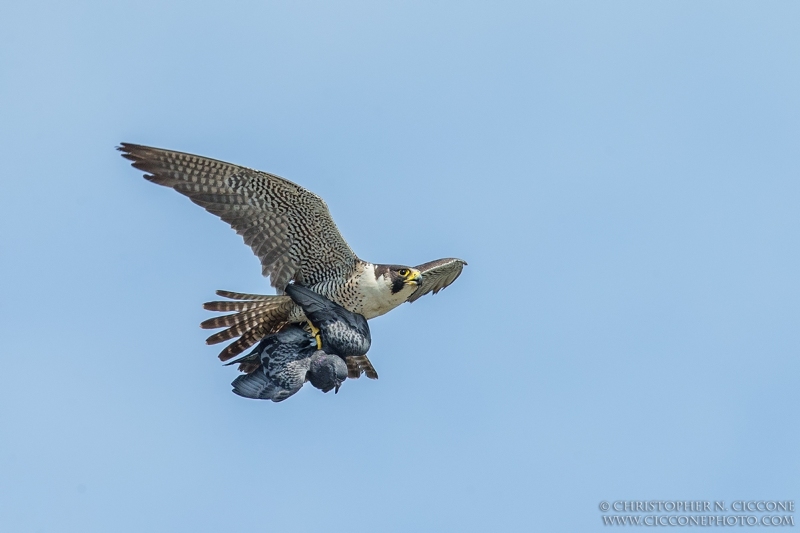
1,1 -> 798,531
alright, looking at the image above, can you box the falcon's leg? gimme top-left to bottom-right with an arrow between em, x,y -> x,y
307,320 -> 323,350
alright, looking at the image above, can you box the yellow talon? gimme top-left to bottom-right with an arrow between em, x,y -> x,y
307,320 -> 322,349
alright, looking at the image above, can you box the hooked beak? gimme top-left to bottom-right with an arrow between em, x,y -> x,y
406,269 -> 423,286
334,382 -> 341,394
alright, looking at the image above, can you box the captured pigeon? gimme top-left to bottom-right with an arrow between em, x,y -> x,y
230,284 -> 371,402
231,326 -> 318,401
284,283 -> 371,357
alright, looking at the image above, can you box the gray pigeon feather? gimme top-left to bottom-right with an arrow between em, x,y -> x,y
231,325 -> 315,401
285,283 -> 371,357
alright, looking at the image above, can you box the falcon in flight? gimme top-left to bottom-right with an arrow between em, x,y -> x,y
120,143 -> 466,376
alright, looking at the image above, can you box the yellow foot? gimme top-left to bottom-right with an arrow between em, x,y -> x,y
307,320 -> 322,349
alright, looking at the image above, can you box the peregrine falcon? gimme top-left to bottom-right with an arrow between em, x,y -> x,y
230,283 -> 371,401
120,143 -> 466,372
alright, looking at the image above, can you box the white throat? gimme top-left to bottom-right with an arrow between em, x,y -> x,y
355,263 -> 416,319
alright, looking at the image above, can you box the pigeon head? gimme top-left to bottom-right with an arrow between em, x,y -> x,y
307,351 -> 348,393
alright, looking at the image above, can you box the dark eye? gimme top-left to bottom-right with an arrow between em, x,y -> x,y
399,269 -> 409,276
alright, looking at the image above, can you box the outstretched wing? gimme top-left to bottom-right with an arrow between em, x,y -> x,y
120,143 -> 357,290
407,258 -> 467,303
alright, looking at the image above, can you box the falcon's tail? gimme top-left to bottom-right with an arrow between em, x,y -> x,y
346,355 -> 379,380
221,344 -> 263,374
202,291 -> 296,362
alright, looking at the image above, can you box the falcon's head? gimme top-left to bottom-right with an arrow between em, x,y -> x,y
383,265 -> 423,294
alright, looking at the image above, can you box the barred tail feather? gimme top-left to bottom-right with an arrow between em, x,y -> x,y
203,300 -> 278,313
206,323 -> 256,345
217,328 -> 268,362
204,306 -> 291,346
201,290 -> 296,362
345,355 -> 379,380
222,347 -> 263,374
200,305 -> 285,331
215,290 -> 277,301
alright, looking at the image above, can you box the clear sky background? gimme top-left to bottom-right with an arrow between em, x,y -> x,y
1,1 -> 798,531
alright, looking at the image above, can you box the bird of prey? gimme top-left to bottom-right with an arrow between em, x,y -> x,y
231,284 -> 370,401
119,143 -> 466,373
